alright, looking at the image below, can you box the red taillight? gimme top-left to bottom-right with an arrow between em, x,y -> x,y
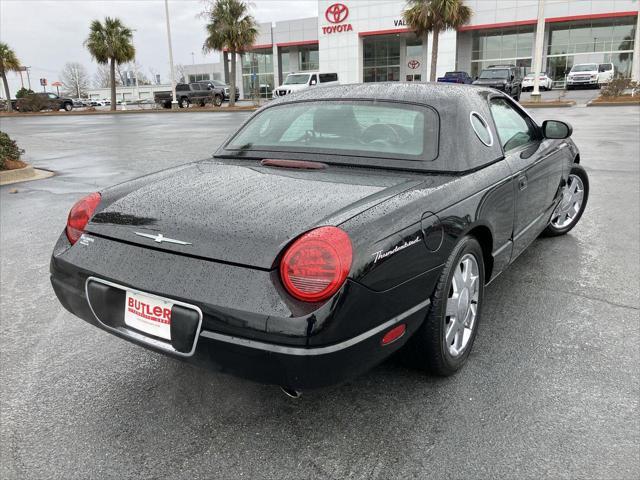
280,226 -> 352,302
66,192 -> 101,244
381,324 -> 406,346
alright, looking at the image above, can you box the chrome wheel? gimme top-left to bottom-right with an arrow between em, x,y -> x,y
551,174 -> 584,229
444,253 -> 479,357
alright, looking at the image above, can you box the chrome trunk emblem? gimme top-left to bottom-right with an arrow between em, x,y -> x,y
134,232 -> 191,245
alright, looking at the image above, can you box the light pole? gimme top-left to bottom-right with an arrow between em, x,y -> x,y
531,0 -> 545,102
133,60 -> 140,100
164,0 -> 178,109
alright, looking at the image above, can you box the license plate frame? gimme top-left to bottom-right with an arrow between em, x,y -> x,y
85,277 -> 203,357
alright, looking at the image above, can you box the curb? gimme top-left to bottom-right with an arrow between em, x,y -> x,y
0,165 -> 54,186
0,106 -> 259,118
520,101 -> 576,108
586,100 -> 640,107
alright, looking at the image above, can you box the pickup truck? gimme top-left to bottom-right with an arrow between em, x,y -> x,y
200,80 -> 240,102
12,92 -> 74,112
154,82 -> 223,108
437,71 -> 473,84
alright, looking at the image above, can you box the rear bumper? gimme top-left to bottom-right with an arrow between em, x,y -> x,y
51,273 -> 428,389
50,234 -> 434,390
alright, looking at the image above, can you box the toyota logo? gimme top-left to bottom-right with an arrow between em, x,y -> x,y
408,60 -> 421,70
325,3 -> 349,24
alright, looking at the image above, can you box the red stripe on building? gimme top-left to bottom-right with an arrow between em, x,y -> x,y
458,11 -> 638,32
276,40 -> 319,47
359,28 -> 413,37
458,19 -> 537,32
546,11 -> 638,23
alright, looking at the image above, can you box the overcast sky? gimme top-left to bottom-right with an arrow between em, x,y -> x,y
0,0 -> 317,95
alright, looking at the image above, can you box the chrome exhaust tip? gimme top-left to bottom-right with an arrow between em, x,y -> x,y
280,386 -> 302,398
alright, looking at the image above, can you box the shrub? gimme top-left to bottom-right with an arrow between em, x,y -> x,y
600,77 -> 638,98
0,131 -> 24,170
16,94 -> 49,112
15,87 -> 35,98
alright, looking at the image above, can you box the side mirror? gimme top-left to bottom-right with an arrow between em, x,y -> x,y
310,79 -> 317,86
511,74 -> 515,81
542,120 -> 572,139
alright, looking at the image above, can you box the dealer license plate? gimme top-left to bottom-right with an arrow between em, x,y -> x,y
124,291 -> 173,340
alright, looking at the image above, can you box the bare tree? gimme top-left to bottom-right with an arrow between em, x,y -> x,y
93,64 -> 121,88
170,63 -> 186,84
60,62 -> 90,98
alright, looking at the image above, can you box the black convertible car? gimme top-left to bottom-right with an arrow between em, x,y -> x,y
51,83 -> 588,394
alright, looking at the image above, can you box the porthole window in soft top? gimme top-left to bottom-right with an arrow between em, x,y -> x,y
470,112 -> 493,147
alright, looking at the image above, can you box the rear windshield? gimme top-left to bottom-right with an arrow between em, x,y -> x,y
226,101 -> 438,161
479,69 -> 509,79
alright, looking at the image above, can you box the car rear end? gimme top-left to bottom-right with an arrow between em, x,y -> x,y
50,160 -> 433,390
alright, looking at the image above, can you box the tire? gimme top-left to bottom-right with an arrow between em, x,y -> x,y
404,236 -> 485,376
179,97 -> 189,108
513,89 -> 521,101
566,85 -> 573,91
64,103 -> 73,111
543,164 -> 589,237
213,94 -> 223,107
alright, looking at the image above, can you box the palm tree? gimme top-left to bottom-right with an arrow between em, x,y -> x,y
403,0 -> 472,82
84,17 -> 135,111
0,42 -> 21,112
203,0 -> 258,106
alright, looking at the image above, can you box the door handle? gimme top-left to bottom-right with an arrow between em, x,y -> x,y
518,175 -> 528,191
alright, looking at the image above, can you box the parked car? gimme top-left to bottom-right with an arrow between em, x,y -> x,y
437,71 -> 473,84
272,72 -> 339,98
72,99 -> 88,108
521,72 -> 553,91
200,79 -> 240,102
89,99 -> 111,107
566,62 -> 615,89
13,92 -> 74,112
154,82 -> 222,108
472,65 -> 521,101
50,83 -> 589,394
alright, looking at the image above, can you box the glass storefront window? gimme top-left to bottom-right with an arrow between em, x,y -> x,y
406,37 -> 422,58
188,73 -> 210,83
299,46 -> 319,71
470,26 -> 534,78
241,48 -> 274,98
546,16 -> 636,82
279,47 -> 291,84
548,17 -> 636,56
363,36 -> 401,83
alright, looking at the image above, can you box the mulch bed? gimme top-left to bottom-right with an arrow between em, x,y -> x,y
590,95 -> 640,104
1,158 -> 28,171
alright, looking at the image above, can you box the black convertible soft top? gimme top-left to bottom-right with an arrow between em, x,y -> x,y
220,83 -> 508,173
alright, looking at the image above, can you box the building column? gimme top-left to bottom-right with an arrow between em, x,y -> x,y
272,44 -> 279,90
632,13 -> 640,81
530,0 -> 546,100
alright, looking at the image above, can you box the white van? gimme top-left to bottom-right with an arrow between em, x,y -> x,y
566,62 -> 615,89
273,72 -> 339,97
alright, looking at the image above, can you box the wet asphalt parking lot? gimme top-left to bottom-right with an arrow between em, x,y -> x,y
1,105 -> 638,479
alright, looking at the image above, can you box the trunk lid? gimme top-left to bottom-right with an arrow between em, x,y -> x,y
86,160 -> 422,269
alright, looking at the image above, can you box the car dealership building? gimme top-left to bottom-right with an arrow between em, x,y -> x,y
183,0 -> 640,98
